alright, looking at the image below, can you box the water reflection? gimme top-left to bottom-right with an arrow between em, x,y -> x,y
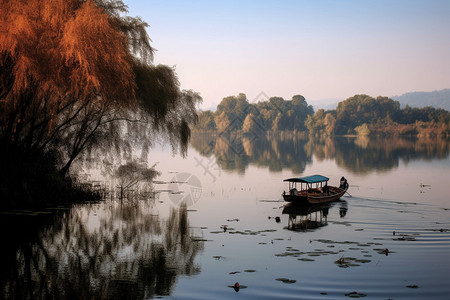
0,201 -> 203,299
283,202 -> 335,230
335,136 -> 450,174
191,133 -> 311,174
191,133 -> 450,174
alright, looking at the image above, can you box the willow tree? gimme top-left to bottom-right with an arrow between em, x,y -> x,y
0,0 -> 200,176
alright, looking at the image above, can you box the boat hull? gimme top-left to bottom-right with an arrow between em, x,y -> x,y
283,186 -> 347,204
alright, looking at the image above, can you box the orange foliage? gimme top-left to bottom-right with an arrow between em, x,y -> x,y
0,0 -> 201,178
0,0 -> 135,107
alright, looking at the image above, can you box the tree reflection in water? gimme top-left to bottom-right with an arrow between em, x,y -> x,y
191,133 -> 450,175
1,201 -> 203,299
191,133 -> 311,174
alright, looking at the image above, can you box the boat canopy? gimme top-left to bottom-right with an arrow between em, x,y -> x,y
283,175 -> 329,184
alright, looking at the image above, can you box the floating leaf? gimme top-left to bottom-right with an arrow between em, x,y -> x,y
276,278 -> 296,284
345,291 -> 367,298
298,258 -> 314,262
307,253 -> 321,257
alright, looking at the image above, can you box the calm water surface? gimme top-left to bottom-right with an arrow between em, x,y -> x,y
1,136 -> 450,299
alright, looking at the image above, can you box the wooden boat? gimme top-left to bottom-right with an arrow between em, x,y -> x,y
282,175 -> 348,204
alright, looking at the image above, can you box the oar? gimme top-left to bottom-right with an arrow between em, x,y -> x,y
345,191 -> 353,197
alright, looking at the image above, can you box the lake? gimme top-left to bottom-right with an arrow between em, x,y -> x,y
1,135 -> 450,299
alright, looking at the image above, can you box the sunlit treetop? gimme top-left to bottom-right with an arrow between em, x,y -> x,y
0,0 -> 153,105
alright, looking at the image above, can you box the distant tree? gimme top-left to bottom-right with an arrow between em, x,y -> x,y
255,99 -> 281,130
305,109 -> 327,136
242,114 -> 257,133
271,113 -> 283,131
287,95 -> 314,131
214,111 -> 230,133
333,94 -> 450,136
324,113 -> 336,136
354,123 -> 370,136
215,93 -> 249,131
210,93 -> 315,133
263,95 -> 313,131
335,95 -> 400,135
196,110 -> 216,131
292,95 -> 307,105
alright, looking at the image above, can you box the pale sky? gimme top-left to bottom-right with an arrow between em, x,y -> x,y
127,0 -> 450,109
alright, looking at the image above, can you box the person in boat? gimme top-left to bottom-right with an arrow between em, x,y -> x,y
340,176 -> 348,189
323,183 -> 329,194
290,187 -> 298,196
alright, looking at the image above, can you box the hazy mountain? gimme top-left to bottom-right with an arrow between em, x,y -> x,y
310,98 -> 340,111
392,89 -> 450,111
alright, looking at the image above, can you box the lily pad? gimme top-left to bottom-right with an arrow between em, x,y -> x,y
276,278 -> 296,284
345,291 -> 367,298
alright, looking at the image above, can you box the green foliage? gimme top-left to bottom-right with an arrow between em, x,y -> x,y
196,93 -> 449,137
195,111 -> 216,131
334,95 -> 449,136
214,111 -> 231,133
242,114 -> 257,133
216,93 -> 249,131
195,94 -> 314,133
335,95 -> 400,134
297,108 -> 337,137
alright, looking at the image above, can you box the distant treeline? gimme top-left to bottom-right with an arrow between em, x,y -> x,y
195,94 -> 450,136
